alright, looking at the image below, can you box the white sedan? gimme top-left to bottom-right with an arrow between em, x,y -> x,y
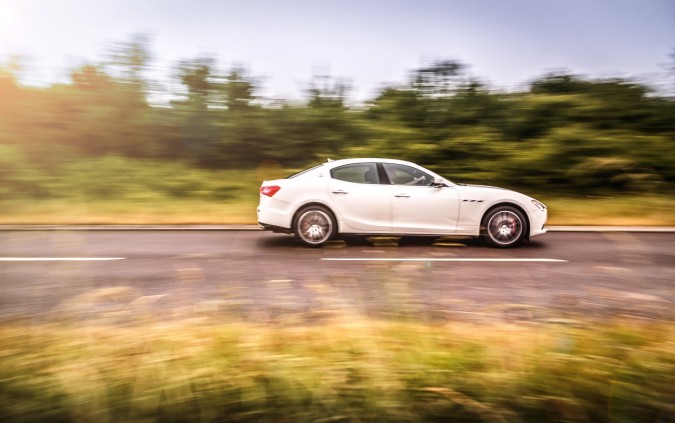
257,158 -> 547,247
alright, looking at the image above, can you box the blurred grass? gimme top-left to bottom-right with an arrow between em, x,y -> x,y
542,195 -> 675,226
0,316 -> 673,422
0,156 -> 673,225
1,194 -> 673,226
0,199 -> 256,224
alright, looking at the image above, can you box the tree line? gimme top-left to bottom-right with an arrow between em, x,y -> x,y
1,36 -> 674,195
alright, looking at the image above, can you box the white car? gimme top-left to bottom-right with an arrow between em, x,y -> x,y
257,158 -> 547,248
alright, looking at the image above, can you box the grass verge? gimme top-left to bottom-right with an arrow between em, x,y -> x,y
0,315 -> 673,422
0,199 -> 257,225
542,195 -> 675,226
1,195 -> 674,226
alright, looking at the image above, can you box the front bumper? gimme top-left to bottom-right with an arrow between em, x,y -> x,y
529,208 -> 548,238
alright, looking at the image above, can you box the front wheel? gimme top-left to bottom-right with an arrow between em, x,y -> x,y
293,205 -> 337,247
481,206 -> 528,248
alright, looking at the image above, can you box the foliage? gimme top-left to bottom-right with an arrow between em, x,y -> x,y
0,154 -> 258,202
1,36 -> 674,196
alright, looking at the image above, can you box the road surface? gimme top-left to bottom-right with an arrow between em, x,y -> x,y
0,230 -> 673,323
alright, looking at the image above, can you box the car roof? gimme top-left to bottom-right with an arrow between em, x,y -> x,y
288,158 -> 448,182
324,158 -> 418,167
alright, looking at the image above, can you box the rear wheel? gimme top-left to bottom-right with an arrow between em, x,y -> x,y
294,205 -> 337,247
482,206 -> 527,248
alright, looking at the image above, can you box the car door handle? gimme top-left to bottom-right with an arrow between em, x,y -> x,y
332,190 -> 349,194
395,194 -> 410,198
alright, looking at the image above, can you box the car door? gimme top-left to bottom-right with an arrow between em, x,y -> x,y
327,162 -> 392,232
383,163 -> 460,234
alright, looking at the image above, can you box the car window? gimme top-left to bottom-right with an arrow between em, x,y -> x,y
330,163 -> 380,184
383,163 -> 434,186
285,164 -> 322,179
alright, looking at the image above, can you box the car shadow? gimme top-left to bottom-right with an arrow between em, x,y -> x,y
461,237 -> 548,250
255,234 -> 299,248
257,233 -> 548,250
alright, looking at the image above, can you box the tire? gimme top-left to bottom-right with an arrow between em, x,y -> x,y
481,205 -> 528,248
293,205 -> 337,247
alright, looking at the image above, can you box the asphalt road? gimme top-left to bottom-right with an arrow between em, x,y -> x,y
0,230 -> 673,323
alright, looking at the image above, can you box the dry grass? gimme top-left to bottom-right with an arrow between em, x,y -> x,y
544,195 -> 675,226
1,195 -> 674,226
0,199 -> 256,224
0,310 -> 673,422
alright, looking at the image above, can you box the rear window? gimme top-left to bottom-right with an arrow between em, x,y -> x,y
330,163 -> 379,184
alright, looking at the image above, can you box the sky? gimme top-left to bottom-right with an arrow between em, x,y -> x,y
1,0 -> 674,101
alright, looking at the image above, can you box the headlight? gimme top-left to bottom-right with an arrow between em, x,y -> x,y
531,199 -> 546,211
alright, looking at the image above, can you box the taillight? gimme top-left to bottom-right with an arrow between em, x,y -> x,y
260,185 -> 281,197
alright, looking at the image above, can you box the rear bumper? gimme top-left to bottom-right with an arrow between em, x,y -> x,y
257,200 -> 293,229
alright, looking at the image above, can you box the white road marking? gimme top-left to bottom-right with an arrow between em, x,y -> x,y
0,257 -> 125,262
321,258 -> 568,263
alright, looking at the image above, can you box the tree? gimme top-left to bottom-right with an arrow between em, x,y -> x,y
105,33 -> 152,95
224,66 -> 256,112
412,59 -> 466,97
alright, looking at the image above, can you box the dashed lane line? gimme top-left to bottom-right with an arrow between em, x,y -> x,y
0,257 -> 126,261
321,258 -> 568,262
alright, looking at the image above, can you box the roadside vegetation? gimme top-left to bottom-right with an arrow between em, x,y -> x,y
1,313 -> 673,422
1,35 -> 674,225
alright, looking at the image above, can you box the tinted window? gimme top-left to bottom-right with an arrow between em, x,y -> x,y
331,163 -> 380,184
383,163 -> 434,186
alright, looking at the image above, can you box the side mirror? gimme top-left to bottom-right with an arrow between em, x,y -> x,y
432,177 -> 448,187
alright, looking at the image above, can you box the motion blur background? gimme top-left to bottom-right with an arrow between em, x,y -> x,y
1,2 -> 675,422
0,0 -> 674,224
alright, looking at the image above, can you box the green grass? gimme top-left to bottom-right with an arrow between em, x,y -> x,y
1,315 -> 673,422
0,158 -> 266,224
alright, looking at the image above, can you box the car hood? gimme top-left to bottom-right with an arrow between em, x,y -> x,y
462,184 -> 509,191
